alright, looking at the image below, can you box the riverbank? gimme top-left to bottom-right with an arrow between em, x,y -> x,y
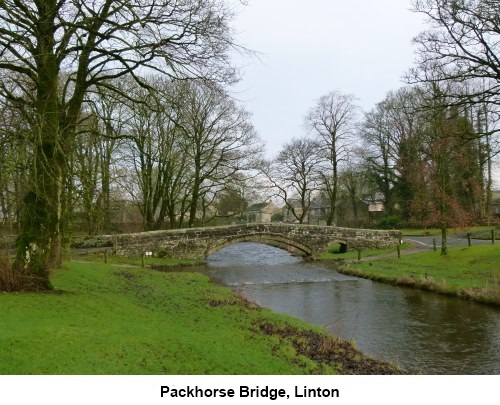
328,244 -> 500,307
0,261 -> 402,374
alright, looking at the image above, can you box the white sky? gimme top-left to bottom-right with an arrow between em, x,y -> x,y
230,0 -> 426,157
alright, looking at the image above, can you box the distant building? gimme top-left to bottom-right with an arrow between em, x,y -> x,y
246,202 -> 280,223
308,198 -> 330,225
491,197 -> 500,219
284,194 -> 386,227
281,199 -> 306,223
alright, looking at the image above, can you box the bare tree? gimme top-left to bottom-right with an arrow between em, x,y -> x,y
121,77 -> 262,230
123,77 -> 191,230
338,159 -> 369,227
419,84 -> 480,254
409,0 -> 500,111
262,137 -> 322,224
87,87 -> 127,234
305,90 -> 359,225
360,87 -> 426,220
0,96 -> 30,229
408,0 -> 500,221
72,86 -> 126,235
174,80 -> 263,227
0,0 -> 243,285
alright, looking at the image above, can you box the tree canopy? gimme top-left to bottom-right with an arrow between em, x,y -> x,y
0,0 -> 245,285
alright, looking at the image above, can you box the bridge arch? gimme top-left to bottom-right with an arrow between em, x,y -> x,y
205,233 -> 314,258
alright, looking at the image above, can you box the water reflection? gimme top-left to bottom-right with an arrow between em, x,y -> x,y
194,242 -> 499,374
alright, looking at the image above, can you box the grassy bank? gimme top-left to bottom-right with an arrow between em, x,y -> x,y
0,261 -> 401,374
318,243 -> 411,261
333,244 -> 500,306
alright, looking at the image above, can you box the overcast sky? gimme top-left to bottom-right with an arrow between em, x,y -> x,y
230,0 -> 426,157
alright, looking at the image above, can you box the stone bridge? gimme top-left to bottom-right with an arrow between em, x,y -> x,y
77,224 -> 402,260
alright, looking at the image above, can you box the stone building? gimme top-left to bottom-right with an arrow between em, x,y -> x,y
246,202 -> 280,223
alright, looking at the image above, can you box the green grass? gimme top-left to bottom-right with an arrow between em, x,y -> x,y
318,243 -> 411,261
0,261 -> 398,374
336,244 -> 500,306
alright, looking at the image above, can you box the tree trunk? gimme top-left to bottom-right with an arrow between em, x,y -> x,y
101,134 -> 114,234
14,2 -> 64,286
189,165 -> 201,227
189,182 -> 200,227
15,129 -> 66,286
325,168 -> 338,226
440,227 -> 448,256
326,188 -> 336,226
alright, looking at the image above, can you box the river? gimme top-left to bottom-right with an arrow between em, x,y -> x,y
172,242 -> 500,374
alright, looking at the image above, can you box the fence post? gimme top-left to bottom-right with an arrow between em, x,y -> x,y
397,244 -> 401,259
141,253 -> 145,268
492,230 -> 496,245
104,250 -> 108,263
433,239 -> 437,251
467,233 -> 471,246
357,249 -> 361,261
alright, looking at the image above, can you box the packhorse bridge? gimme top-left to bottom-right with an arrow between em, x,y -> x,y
77,223 -> 402,260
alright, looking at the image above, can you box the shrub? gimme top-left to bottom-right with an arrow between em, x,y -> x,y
271,213 -> 284,222
378,215 -> 401,229
0,257 -> 51,292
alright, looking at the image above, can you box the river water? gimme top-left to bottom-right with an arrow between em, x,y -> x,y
174,242 -> 500,374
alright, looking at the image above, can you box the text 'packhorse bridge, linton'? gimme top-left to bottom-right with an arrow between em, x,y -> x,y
81,224 -> 402,260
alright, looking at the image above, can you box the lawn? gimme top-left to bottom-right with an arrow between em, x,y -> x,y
0,261 -> 399,374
